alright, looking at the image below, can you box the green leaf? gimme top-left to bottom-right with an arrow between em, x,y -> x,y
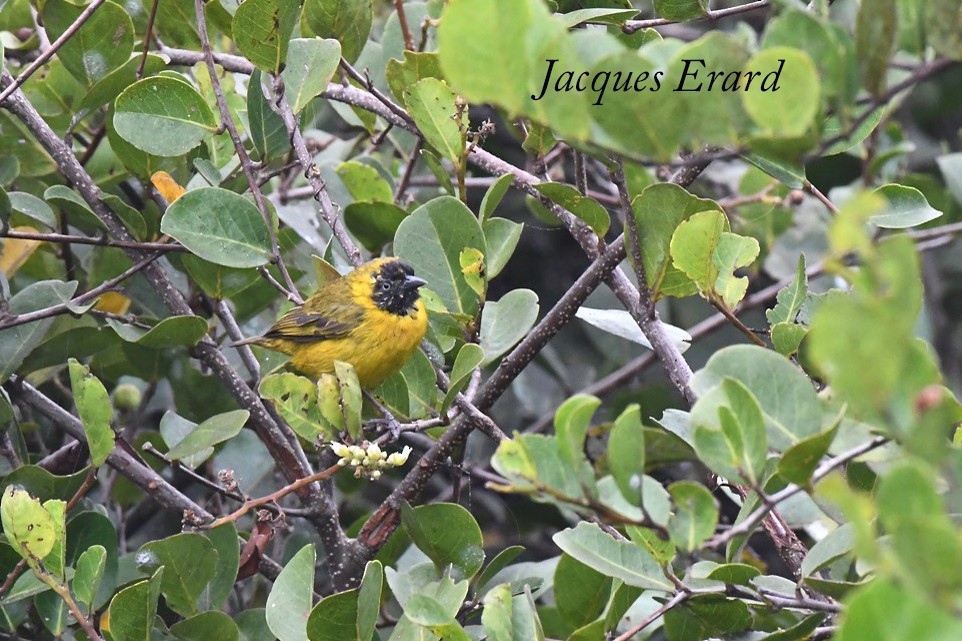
106,315 -> 209,349
165,410 -> 249,461
357,561 -> 383,641
767,255 -> 808,327
1,486 -> 56,562
259,373 -> 329,441
663,595 -> 751,641
76,54 -> 168,122
629,184 -> 722,299
870,184 -> 943,229
282,38 -> 341,113
203,523 -> 239,611
149,0 -> 201,48
654,0 -> 707,21
705,563 -> 760,586
248,70 -> 290,161
667,481 -> 717,552
73,545 -> 107,612
835,579 -> 962,641
232,0 -> 300,73
533,183 -> 609,237
690,345 -> 824,449
481,583 -> 514,641
553,394 -> 599,470
344,202 -> 409,252
559,8 -> 637,27
266,544 -> 315,641
440,343 -> 484,414
856,0 -> 897,95
44,184 -> 108,234
552,522 -> 673,591
113,77 -> 219,156
336,161 -> 393,202
405,78 -> 463,163
437,0 -> 590,141
670,210 -> 759,308
480,174 -> 514,222
801,523 -> 854,577
161,187 -> 272,268
400,502 -> 485,580
387,51 -> 445,106
67,359 -> 114,467
140,533 -> 218,617
742,48 -> 820,137
479,289 -> 539,366
742,151 -> 806,189
334,361 -> 363,441
106,568 -> 164,641
171,611 -> 240,641
8,192 -> 56,228
475,546 -> 524,596
0,280 -> 78,382
808,237 -> 924,416
306,589 -> 358,641
554,554 -> 611,629
301,0 -> 372,63
394,196 -> 487,316
626,525 -> 677,567
590,49 -> 684,160
777,421 -> 839,485
693,378 -> 767,484
608,404 -> 645,505
483,217 -> 523,279
42,0 -> 133,85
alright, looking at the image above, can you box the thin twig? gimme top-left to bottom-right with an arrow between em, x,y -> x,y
269,74 -> 363,266
393,0 -> 414,51
707,437 -> 889,549
136,0 -> 161,79
0,228 -> 184,252
0,252 -> 163,330
206,464 -> 343,529
612,592 -> 689,641
622,0 -> 769,33
193,0 -> 302,303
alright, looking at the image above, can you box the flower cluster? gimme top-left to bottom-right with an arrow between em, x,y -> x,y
330,441 -> 412,480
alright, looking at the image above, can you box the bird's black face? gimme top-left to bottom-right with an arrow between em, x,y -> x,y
372,260 -> 427,316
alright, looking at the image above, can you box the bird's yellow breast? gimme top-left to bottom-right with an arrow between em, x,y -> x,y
288,297 -> 428,388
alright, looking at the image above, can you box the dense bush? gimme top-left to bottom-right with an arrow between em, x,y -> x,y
2,0 -> 962,640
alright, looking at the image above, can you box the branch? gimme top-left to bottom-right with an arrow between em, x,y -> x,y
269,74 -> 364,266
0,251 -> 163,330
622,0 -> 770,33
707,437 -> 889,549
193,0 -> 301,303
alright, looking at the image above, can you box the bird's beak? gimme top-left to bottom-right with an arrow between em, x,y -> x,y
403,275 -> 428,291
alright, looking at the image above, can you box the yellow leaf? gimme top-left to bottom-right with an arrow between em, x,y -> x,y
151,171 -> 187,204
0,226 -> 42,277
94,291 -> 132,315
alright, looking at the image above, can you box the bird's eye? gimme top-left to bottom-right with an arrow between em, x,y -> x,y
380,281 -> 391,291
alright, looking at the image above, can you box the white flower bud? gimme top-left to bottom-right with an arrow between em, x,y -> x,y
330,442 -> 350,458
386,446 -> 412,467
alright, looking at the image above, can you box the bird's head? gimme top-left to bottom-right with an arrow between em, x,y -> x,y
366,258 -> 427,316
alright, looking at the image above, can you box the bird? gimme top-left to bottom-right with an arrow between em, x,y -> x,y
235,257 -> 429,388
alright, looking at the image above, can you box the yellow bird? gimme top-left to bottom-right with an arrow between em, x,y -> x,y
236,257 -> 429,388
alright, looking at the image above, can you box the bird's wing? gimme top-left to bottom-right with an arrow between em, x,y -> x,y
261,298 -> 363,343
